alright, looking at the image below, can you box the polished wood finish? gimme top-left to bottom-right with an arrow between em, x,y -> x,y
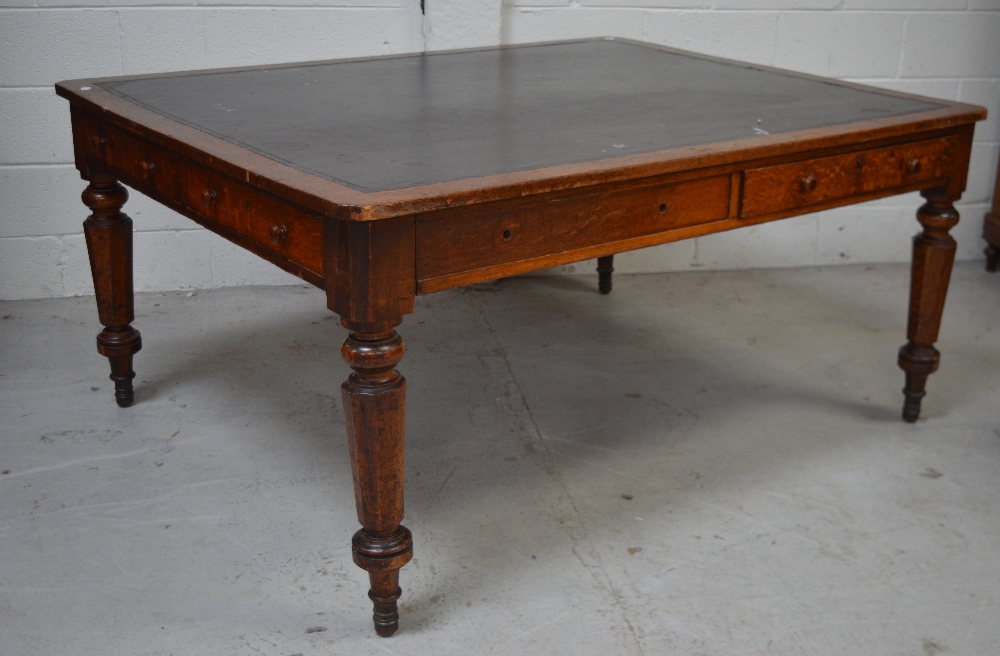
416,174 -> 730,291
741,137 -> 953,218
984,148 -> 1000,272
82,174 -> 142,407
57,40 -> 986,636
327,216 -> 415,324
90,40 -> 945,195
898,189 -> 961,422
341,320 -> 412,637
72,108 -> 326,286
57,41 -> 984,222
180,160 -> 325,276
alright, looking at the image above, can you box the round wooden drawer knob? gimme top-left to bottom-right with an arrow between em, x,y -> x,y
201,189 -> 217,208
799,175 -> 817,193
271,224 -> 288,244
907,159 -> 922,174
141,161 -> 155,180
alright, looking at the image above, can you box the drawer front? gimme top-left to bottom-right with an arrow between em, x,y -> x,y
417,174 -> 732,282
71,107 -> 108,169
741,138 -> 954,218
103,125 -> 184,201
76,114 -> 325,279
183,165 -> 324,275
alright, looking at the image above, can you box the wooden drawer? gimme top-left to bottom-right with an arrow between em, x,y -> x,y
71,107 -> 107,168
741,138 -> 954,218
103,125 -> 184,201
72,112 -> 325,280
417,174 -> 732,282
183,165 -> 324,275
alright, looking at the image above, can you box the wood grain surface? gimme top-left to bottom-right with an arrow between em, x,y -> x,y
94,40 -> 943,194
58,38 -> 988,637
56,38 -> 986,221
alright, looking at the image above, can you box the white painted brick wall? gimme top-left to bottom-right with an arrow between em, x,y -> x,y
0,89 -> 75,163
425,0 -> 503,50
1,1 -> 997,299
644,10 -> 779,65
0,3 -> 424,300
775,12 -> 906,77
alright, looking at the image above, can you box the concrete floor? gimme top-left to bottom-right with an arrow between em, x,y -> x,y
1,262 -> 999,655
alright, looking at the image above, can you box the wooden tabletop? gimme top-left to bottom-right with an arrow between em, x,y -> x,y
59,39 -> 985,221
98,39 -> 943,194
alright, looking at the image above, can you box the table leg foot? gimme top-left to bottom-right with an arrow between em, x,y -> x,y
597,254 -> 614,294
898,344 -> 937,423
341,320 -> 413,636
986,244 -> 999,273
369,570 -> 402,637
897,190 -> 958,422
98,327 -> 142,407
83,175 -> 142,407
353,529 -> 410,637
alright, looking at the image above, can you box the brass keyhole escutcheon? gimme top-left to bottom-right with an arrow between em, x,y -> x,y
799,175 -> 817,193
502,229 -> 513,241
855,155 -> 865,172
202,190 -> 217,209
658,203 -> 667,213
907,159 -> 922,174
271,224 -> 288,244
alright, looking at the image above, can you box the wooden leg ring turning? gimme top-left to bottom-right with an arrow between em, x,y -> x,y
97,327 -> 142,407
897,190 -> 959,423
353,527 -> 413,636
82,175 -> 142,407
898,344 -> 938,423
341,320 -> 412,636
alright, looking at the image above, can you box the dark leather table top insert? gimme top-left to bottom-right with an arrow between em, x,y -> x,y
100,40 -> 942,193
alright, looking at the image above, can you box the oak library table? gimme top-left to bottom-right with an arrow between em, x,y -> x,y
57,39 -> 986,636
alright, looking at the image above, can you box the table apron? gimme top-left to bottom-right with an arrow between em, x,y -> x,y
69,106 -> 967,299
742,137 -> 955,218
71,108 -> 327,288
415,134 -> 960,294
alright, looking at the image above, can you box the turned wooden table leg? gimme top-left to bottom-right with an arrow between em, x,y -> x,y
985,206 -> 1000,272
597,254 -> 614,294
340,319 -> 412,637
897,189 -> 960,423
82,174 -> 142,407
983,146 -> 1000,272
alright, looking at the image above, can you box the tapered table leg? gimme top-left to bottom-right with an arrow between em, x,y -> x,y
82,174 -> 142,407
985,208 -> 1000,272
983,147 -> 1000,272
897,189 -> 960,423
340,319 -> 413,637
597,254 -> 614,294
